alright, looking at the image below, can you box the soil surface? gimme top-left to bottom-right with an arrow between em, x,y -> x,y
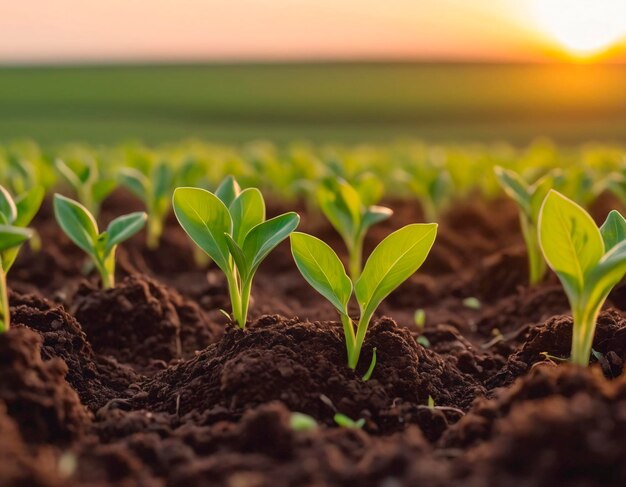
3,188 -> 626,486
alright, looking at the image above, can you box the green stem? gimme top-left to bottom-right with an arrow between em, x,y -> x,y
239,278 -> 253,328
521,217 -> 546,286
571,302 -> 602,366
226,272 -> 244,328
349,310 -> 373,369
348,237 -> 363,281
340,313 -> 356,366
95,251 -> 116,289
146,216 -> 163,250
0,264 -> 9,333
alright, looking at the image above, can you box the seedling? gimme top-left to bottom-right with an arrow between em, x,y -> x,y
396,161 -> 454,221
494,166 -> 553,285
316,178 -> 392,280
172,177 -> 300,328
55,158 -> 116,217
119,162 -> 173,249
0,185 -> 42,332
538,190 -> 626,366
333,413 -> 365,429
414,309 -> 426,329
291,224 -> 437,369
462,297 -> 482,310
53,194 -> 147,289
289,412 -> 318,432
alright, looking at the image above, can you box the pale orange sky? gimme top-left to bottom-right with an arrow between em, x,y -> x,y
1,0 -> 625,63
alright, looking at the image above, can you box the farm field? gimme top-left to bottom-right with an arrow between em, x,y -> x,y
3,140 -> 626,485
1,62 -> 626,144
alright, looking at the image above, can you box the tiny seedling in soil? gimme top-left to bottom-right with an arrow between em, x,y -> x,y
289,412 -> 318,432
414,308 -> 426,329
494,166 -> 553,285
462,297 -> 482,310
539,190 -> 626,366
173,176 -> 300,328
333,413 -> 365,429
0,185 -> 43,331
291,223 -> 437,370
55,157 -> 116,217
119,161 -> 173,249
53,194 -> 147,289
316,177 -> 392,280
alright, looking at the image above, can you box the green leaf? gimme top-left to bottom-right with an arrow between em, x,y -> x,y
317,179 -> 361,244
215,176 -> 241,207
104,212 -> 147,256
361,205 -> 392,231
93,179 -> 117,204
55,158 -> 82,190
224,234 -> 249,279
172,187 -> 232,272
355,223 -> 437,321
539,190 -> 604,298
242,212 -> 300,275
153,162 -> 172,200
494,166 -> 531,215
230,188 -> 266,245
290,232 -> 352,314
529,174 -> 554,223
0,186 -> 17,224
600,210 -> 626,252
14,185 -> 44,227
53,194 -> 99,255
119,168 -> 149,200
0,225 -> 33,253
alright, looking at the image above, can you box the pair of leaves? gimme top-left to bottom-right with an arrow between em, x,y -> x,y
55,158 -> 117,213
54,194 -> 147,262
494,166 -> 553,223
119,162 -> 172,210
291,223 -> 438,322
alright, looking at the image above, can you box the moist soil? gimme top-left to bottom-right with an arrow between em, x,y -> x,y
3,188 -> 626,486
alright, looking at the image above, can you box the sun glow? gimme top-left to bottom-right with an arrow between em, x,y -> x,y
533,0 -> 626,57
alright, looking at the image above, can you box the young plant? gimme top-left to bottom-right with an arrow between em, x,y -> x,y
0,185 -> 43,332
55,157 -> 117,217
396,162 -> 454,222
172,177 -> 300,328
316,178 -> 392,280
290,223 -> 437,370
119,162 -> 173,249
53,194 -> 147,289
538,190 -> 626,366
494,166 -> 554,285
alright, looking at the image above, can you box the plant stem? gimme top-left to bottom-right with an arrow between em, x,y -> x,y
348,237 -> 363,281
349,310 -> 373,369
0,264 -> 9,332
95,252 -> 116,289
226,272 -> 244,328
146,216 -> 162,250
521,216 -> 546,286
571,302 -> 601,366
340,314 -> 356,367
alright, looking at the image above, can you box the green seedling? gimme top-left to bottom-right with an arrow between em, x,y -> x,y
119,162 -> 173,249
397,162 -> 454,222
289,412 -> 318,432
539,190 -> 626,366
291,224 -> 437,370
55,158 -> 116,217
494,166 -> 554,285
0,185 -> 42,332
462,297 -> 482,310
172,177 -> 300,328
333,413 -> 365,429
53,194 -> 147,289
414,309 -> 426,329
316,177 -> 392,280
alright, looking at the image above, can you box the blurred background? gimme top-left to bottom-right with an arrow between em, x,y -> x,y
1,0 -> 625,145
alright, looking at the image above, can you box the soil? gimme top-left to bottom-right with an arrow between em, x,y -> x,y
2,188 -> 626,486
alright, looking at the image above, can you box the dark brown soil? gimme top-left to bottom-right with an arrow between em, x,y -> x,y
2,189 -> 626,486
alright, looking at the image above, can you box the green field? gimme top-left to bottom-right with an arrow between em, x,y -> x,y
1,62 -> 625,145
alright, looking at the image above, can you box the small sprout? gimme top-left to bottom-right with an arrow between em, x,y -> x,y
290,412 -> 318,432
53,194 -> 147,289
398,159 -> 454,221
0,185 -> 42,332
361,348 -> 377,381
462,297 -> 482,310
333,413 -> 365,429
316,177 -> 392,279
414,308 -> 426,329
428,395 -> 435,409
417,335 -> 431,348
55,158 -> 116,217
538,190 -> 626,366
291,224 -> 437,369
173,176 -> 300,328
494,166 -> 553,286
119,161 -> 173,249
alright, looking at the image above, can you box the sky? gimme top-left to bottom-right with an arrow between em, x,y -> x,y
1,0 -> 625,63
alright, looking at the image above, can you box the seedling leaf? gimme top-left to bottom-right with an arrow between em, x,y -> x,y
53,194 -> 98,255
104,212 -> 147,255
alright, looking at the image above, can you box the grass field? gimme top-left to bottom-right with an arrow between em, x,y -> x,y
1,62 -> 625,145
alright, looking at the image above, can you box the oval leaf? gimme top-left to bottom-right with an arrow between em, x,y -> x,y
53,194 -> 99,255
494,166 -> 531,216
119,168 -> 149,200
0,186 -> 17,224
290,232 -> 352,314
172,187 -> 232,272
600,210 -> 626,252
0,225 -> 33,253
14,185 -> 44,227
104,212 -> 147,256
243,212 -> 300,274
355,223 -> 437,320
215,176 -> 241,207
230,188 -> 266,245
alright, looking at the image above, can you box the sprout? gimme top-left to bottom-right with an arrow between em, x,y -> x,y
396,160 -> 454,221
539,190 -> 626,366
462,297 -> 482,310
119,161 -> 173,249
290,224 -> 437,370
55,158 -> 116,217
289,412 -> 318,432
494,166 -> 554,285
333,413 -> 365,429
172,176 -> 300,328
0,185 -> 43,331
316,178 -> 392,280
53,194 -> 147,289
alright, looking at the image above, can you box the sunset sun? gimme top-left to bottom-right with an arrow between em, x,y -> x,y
533,0 -> 626,57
